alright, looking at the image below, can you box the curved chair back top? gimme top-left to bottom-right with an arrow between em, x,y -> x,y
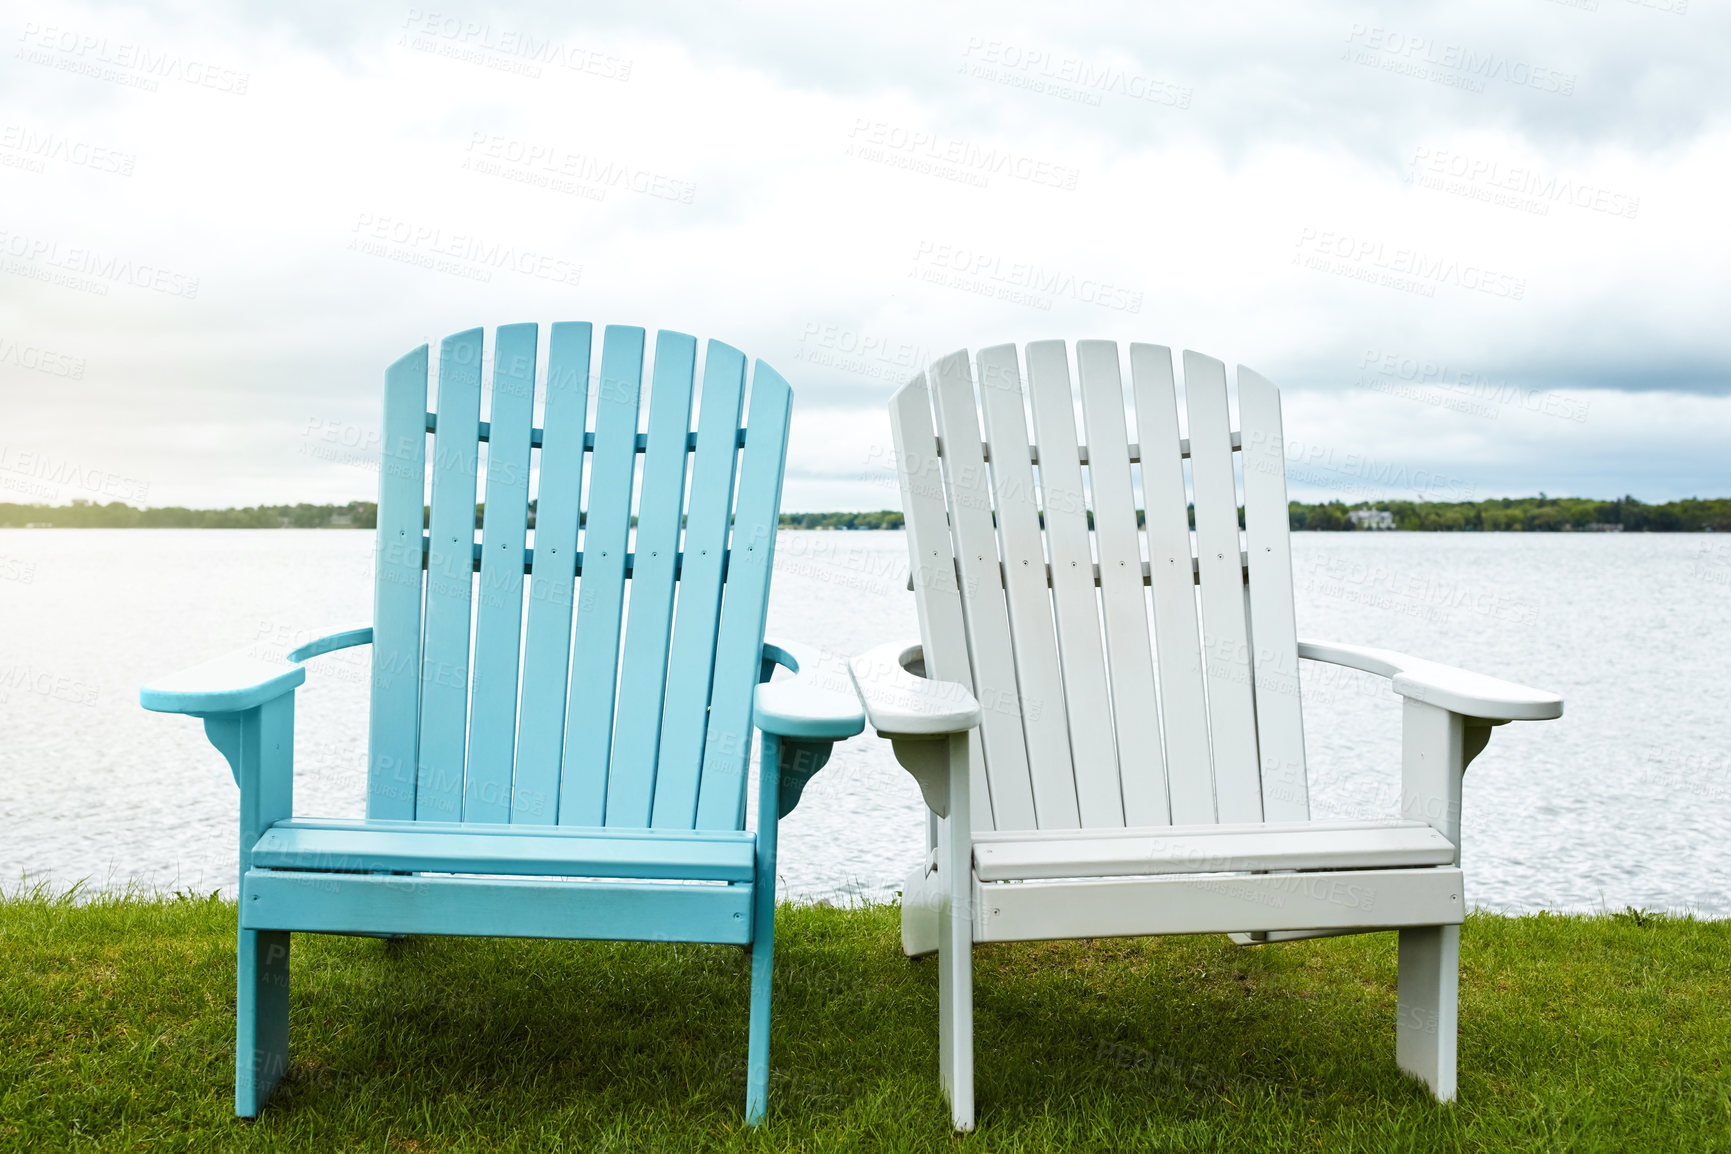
890,341 -> 1306,833
369,323 -> 792,831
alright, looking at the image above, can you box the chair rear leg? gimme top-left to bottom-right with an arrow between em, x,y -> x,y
1396,924 -> 1458,1101
236,928 -> 291,1117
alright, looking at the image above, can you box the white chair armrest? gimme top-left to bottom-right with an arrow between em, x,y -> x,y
1298,639 -> 1562,722
849,640 -> 980,736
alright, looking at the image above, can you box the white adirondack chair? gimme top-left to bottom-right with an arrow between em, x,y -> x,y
848,341 -> 1562,1130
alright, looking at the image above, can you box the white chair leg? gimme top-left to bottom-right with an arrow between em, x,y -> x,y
901,858 -> 939,958
1396,924 -> 1459,1101
936,848 -> 974,1130
936,731 -> 974,1131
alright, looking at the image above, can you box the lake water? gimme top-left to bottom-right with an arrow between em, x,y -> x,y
2,529 -> 1728,917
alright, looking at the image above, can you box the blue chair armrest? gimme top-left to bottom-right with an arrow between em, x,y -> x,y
141,623 -> 372,716
754,641 -> 866,740
141,651 -> 306,715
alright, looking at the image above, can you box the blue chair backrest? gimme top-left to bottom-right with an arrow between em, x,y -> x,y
366,323 -> 792,832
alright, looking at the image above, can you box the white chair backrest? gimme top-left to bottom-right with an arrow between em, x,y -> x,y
890,341 -> 1309,834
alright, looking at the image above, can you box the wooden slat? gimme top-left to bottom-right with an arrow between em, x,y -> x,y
1128,345 -> 1215,824
975,345 -> 1082,830
973,820 -> 1455,881
652,341 -> 747,828
252,823 -> 754,880
465,322 -> 536,824
973,867 -> 1465,942
928,352 -> 1044,831
1022,341 -> 1122,827
1238,366 -> 1310,821
1074,340 -> 1170,826
559,325 -> 646,825
888,375 -> 1006,831
242,871 -> 755,944
693,362 -> 792,830
1183,351 -> 1263,823
416,328 -> 483,821
606,332 -> 698,827
511,322 -> 590,825
368,344 -> 429,820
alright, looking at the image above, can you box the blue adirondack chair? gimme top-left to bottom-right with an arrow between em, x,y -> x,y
140,323 -> 864,1122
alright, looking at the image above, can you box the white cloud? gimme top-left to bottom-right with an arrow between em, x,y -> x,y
3,0 -> 1728,506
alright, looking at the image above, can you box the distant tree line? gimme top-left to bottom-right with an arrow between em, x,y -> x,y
0,500 -> 379,528
5,497 -> 1725,533
777,510 -> 905,530
1288,495 -> 1731,532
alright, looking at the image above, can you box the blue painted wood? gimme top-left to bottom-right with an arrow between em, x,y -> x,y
652,341 -> 747,828
241,871 -> 754,944
511,323 -> 591,824
368,345 -> 429,820
231,693 -> 295,1116
695,363 -> 792,830
145,323 -> 828,1124
251,823 -> 754,880
606,331 -> 697,826
466,323 -> 538,823
417,329 -> 484,821
559,325 -> 645,825
745,730 -> 782,1123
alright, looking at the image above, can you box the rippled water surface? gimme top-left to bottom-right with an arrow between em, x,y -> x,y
2,529 -> 1727,916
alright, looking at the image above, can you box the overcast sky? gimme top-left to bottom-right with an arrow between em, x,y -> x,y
4,0 -> 1728,510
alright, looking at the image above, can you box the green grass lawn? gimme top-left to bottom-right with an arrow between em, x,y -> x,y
1,893 -> 1726,1152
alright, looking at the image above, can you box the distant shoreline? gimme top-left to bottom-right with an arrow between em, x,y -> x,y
2,498 -> 1727,532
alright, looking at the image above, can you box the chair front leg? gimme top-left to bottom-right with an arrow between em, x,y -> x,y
1396,699 -> 1475,1100
237,928 -> 291,1116
936,730 -> 975,1131
745,731 -> 783,1125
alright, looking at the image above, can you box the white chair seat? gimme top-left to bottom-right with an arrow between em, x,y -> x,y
972,818 -> 1456,881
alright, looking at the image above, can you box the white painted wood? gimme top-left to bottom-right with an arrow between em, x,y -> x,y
1402,699 -> 1465,854
972,820 -> 1455,881
938,731 -> 976,1130
1023,340 -> 1124,827
1075,340 -> 1169,827
850,640 -> 981,737
973,866 -> 1465,942
931,351 -> 1065,831
1182,351 -> 1263,824
974,344 -> 1082,830
1128,345 -> 1215,824
889,377 -> 1005,828
1238,367 -> 1309,821
901,858 -> 940,957
1300,640 -> 1564,721
1397,924 -> 1460,1100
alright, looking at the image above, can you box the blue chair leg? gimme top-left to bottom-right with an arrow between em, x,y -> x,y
745,732 -> 783,1125
236,928 -> 291,1117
